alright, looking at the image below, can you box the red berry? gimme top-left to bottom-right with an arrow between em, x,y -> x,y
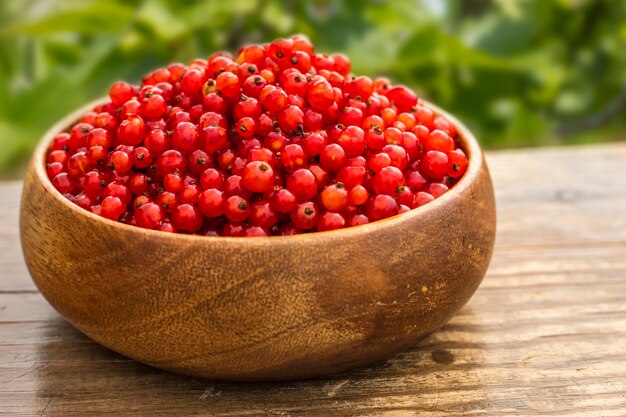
67,151 -> 91,177
336,126 -> 366,158
83,171 -> 105,195
52,173 -> 74,194
365,126 -> 386,150
420,150 -> 448,180
280,144 -> 306,173
69,123 -> 92,150
181,68 -> 204,94
199,189 -> 225,217
268,38 -> 294,64
157,150 -> 186,176
172,204 -> 203,232
383,144 -> 409,170
244,226 -> 268,237
129,173 -> 149,195
215,72 -> 241,97
277,105 -> 304,132
395,185 -> 415,207
415,191 -> 435,207
249,201 -> 278,229
139,93 -> 167,118
200,168 -> 225,190
321,183 -> 348,211
426,129 -> 454,153
336,165 -> 365,188
320,144 -> 346,172
366,194 -> 398,221
200,125 -> 229,154
260,85 -> 288,113
406,170 -> 427,191
236,117 -> 256,138
144,129 -> 170,156
428,182 -> 449,198
46,162 -> 64,179
135,202 -> 164,229
287,168 -> 317,201
385,86 -> 417,113
109,81 -> 134,106
242,161 -> 274,192
307,79 -> 334,110
447,149 -> 468,178
224,195 -> 250,222
368,152 -> 392,173
291,202 -> 319,230
373,166 -> 405,195
349,185 -> 369,206
270,188 -> 298,213
317,212 -> 346,231
117,115 -> 147,146
171,122 -> 199,153
101,196 -> 125,221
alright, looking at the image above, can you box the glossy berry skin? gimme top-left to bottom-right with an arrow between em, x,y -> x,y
415,191 -> 435,207
52,173 -> 74,194
317,212 -> 345,232
385,86 -> 417,112
447,149 -> 468,178
242,161 -> 274,192
139,94 -> 167,118
290,202 -> 319,230
307,80 -> 334,110
407,170 -> 427,191
271,188 -> 298,213
224,195 -> 250,222
372,166 -> 405,195
426,129 -> 455,153
216,72 -> 240,97
100,196 -> 125,221
336,126 -> 365,158
249,201 -> 279,229
181,69 -> 204,94
320,144 -> 346,172
366,194 -> 398,221
280,144 -> 306,173
47,35 -> 467,236
321,183 -> 348,212
198,188 -> 225,217
109,81 -> 134,106
157,150 -> 186,176
277,105 -> 304,132
286,169 -> 317,201
172,204 -> 203,232
134,202 -> 165,229
117,115 -> 147,146
171,122 -> 199,153
420,151 -> 449,181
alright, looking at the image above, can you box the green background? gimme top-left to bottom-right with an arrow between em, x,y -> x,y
1,0 -> 625,178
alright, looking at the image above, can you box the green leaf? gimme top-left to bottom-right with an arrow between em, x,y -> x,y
2,2 -> 135,35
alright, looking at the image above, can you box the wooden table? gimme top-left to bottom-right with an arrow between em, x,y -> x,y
2,144 -> 625,416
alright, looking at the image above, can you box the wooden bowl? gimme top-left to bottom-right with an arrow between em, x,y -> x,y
20,99 -> 496,381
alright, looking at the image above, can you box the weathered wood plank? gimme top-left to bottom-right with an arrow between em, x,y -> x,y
1,143 -> 626,416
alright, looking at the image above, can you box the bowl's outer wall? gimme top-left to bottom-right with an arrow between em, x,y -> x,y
20,103 -> 496,381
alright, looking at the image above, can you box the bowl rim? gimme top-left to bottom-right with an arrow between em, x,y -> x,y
31,98 -> 483,246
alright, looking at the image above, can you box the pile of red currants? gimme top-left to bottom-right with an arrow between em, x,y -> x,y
46,35 -> 468,236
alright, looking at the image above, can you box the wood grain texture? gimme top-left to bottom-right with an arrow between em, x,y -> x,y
2,143 -> 626,416
18,101 -> 495,381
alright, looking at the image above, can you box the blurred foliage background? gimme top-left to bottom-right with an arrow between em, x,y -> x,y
1,0 -> 625,178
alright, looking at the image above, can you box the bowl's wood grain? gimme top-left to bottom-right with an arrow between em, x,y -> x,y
20,100 -> 495,381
